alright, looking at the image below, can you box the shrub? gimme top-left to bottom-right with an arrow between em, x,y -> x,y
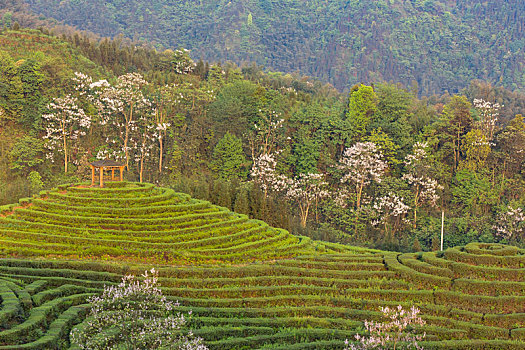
70,269 -> 208,350
344,305 -> 426,350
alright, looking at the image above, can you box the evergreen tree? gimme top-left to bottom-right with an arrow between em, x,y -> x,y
211,132 -> 247,180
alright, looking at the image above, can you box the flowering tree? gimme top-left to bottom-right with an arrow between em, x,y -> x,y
99,73 -> 151,170
133,112 -> 157,183
42,95 -> 90,173
344,305 -> 426,350
339,142 -> 387,209
248,110 -> 285,161
251,153 -> 329,226
172,48 -> 196,74
71,269 -> 207,350
372,192 -> 411,237
402,142 -> 443,228
473,98 -> 501,140
285,173 -> 330,227
250,153 -> 283,197
493,206 -> 525,242
153,85 -> 174,173
338,142 -> 387,234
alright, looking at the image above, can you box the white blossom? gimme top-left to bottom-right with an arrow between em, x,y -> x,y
345,305 -> 426,350
372,192 -> 411,230
473,98 -> 502,140
70,269 -> 207,350
251,153 -> 329,226
403,142 -> 443,228
493,206 -> 525,240
42,95 -> 90,172
338,142 -> 387,208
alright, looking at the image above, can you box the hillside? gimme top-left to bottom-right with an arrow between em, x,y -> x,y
0,185 -> 524,348
0,182 -> 349,264
18,0 -> 525,94
1,28 -> 525,261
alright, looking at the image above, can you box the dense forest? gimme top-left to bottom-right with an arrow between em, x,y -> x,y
1,26 -> 524,254
4,0 -> 522,94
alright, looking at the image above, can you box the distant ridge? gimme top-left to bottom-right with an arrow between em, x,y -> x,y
20,0 -> 525,94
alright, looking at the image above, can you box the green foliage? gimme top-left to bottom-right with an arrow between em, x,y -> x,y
211,132 -> 247,180
365,128 -> 400,167
451,170 -> 498,216
0,49 -> 23,123
0,182 -> 335,264
346,84 -> 377,139
460,129 -> 490,171
9,136 -> 44,175
27,171 -> 44,193
371,83 -> 415,155
233,186 -> 250,216
208,80 -> 262,137
0,242 -> 521,348
20,0 -> 525,94
0,28 -> 524,256
17,58 -> 45,129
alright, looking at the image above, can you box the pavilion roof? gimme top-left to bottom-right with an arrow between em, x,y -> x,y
90,160 -> 125,168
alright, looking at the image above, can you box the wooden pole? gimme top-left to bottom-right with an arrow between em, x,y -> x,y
111,168 -> 115,181
441,210 -> 444,251
100,166 -> 104,188
120,167 -> 123,181
91,165 -> 95,186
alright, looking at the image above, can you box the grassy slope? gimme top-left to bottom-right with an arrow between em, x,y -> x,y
0,183 -> 524,348
0,182 -> 356,264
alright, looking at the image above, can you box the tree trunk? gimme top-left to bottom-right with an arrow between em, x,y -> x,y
159,135 -> 163,173
140,153 -> 144,183
63,130 -> 68,173
354,182 -> 364,236
124,103 -> 134,170
413,186 -> 419,229
300,202 -> 310,228
456,128 -> 461,170
124,123 -> 130,170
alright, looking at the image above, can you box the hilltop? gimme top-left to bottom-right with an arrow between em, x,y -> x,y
14,0 -> 525,94
0,182 -> 354,264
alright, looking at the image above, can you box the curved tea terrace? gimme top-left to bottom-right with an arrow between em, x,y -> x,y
0,184 -> 523,349
0,182 -> 348,264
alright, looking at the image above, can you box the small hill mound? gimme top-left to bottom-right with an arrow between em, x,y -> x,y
0,182 -> 349,264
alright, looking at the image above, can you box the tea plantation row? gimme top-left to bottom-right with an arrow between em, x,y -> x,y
0,183 -> 523,348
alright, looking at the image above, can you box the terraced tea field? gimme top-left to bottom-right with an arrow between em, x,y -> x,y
0,182 -> 348,264
0,183 -> 524,349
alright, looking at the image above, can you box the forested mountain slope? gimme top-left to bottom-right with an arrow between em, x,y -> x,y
16,0 -> 525,94
1,28 -> 525,254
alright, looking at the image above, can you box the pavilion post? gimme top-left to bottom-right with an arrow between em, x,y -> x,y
90,161 -> 125,185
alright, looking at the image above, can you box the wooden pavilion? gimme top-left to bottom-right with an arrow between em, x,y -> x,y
90,160 -> 125,187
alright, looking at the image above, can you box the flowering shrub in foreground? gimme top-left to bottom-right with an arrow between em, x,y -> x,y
71,269 -> 208,350
344,305 -> 426,350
